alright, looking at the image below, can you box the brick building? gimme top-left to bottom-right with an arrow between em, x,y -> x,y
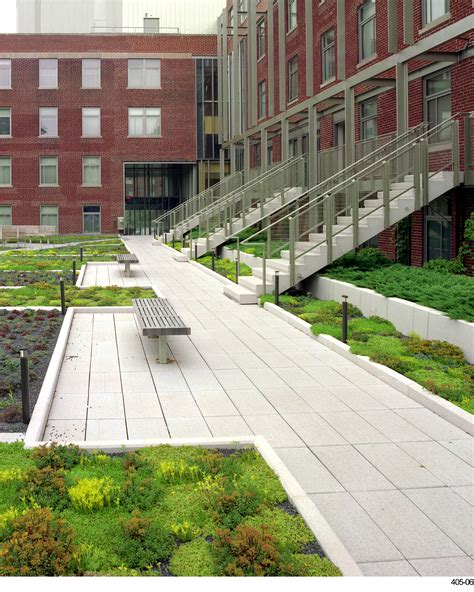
217,0 -> 474,266
0,33 -> 219,234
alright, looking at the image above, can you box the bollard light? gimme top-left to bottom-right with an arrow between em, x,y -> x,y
342,295 -> 349,344
60,277 -> 66,316
274,271 -> 280,307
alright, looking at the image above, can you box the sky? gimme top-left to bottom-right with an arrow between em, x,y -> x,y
1,0 -> 17,33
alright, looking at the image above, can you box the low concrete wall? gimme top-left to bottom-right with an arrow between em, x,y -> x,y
304,276 -> 474,364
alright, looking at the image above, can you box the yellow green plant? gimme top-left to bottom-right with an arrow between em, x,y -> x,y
0,468 -> 24,483
156,460 -> 203,484
68,477 -> 120,512
171,521 -> 200,543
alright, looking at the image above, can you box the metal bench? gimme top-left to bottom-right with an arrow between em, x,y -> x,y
133,298 -> 191,364
117,253 -> 139,277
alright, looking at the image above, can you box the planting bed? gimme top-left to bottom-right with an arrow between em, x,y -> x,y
0,310 -> 63,432
0,442 -> 341,577
197,256 -> 252,283
261,295 -> 474,414
0,270 -> 76,287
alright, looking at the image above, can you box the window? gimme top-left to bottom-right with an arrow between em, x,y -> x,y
288,56 -> 298,102
258,80 -> 266,119
229,7 -> 234,28
423,0 -> 449,25
39,59 -> 58,88
267,145 -> 273,166
82,59 -> 101,88
0,108 -> 11,136
128,59 -> 161,89
253,142 -> 261,168
360,99 -> 377,140
0,157 -> 12,186
40,157 -> 58,186
238,0 -> 248,25
128,108 -> 161,137
39,107 -> 58,137
425,70 -> 451,142
82,156 -> 101,186
425,197 -> 451,261
322,28 -> 335,82
40,205 -> 58,231
257,19 -> 266,59
0,59 -> 11,89
0,205 -> 12,226
288,0 -> 297,32
83,205 -> 101,234
82,107 -> 101,138
359,0 -> 376,62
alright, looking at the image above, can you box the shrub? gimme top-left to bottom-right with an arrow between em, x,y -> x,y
121,475 -> 163,512
0,508 -> 79,576
119,512 -> 174,570
406,337 -> 466,366
330,247 -> 392,271
214,524 -> 290,577
169,538 -> 218,576
68,477 -> 120,512
32,443 -> 83,470
213,489 -> 263,529
20,466 -> 68,510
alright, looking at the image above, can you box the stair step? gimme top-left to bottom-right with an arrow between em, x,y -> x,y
223,284 -> 258,305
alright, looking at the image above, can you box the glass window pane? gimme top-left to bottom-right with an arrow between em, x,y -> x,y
41,206 -> 58,230
0,205 -> 12,226
40,157 -> 58,185
0,158 -> 11,185
361,21 -> 376,59
82,108 -> 100,137
83,157 -> 100,185
145,111 -> 161,136
82,59 -> 100,88
0,109 -> 11,136
0,60 -> 11,89
39,59 -> 58,88
39,107 -> 58,137
144,60 -> 161,88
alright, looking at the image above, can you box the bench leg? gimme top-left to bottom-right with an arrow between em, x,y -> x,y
125,261 -> 131,277
158,336 -> 168,364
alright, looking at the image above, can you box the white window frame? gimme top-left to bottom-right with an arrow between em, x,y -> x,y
128,107 -> 162,138
288,0 -> 298,32
40,205 -> 59,231
0,59 -> 11,89
424,69 -> 451,143
0,108 -> 12,137
321,28 -> 335,83
238,0 -> 248,25
0,157 -> 12,187
358,0 -> 376,62
288,56 -> 298,103
82,59 -> 101,89
127,59 -> 161,89
423,0 -> 449,26
39,59 -> 58,89
39,156 -> 58,187
0,205 -> 12,226
82,156 -> 101,187
360,98 -> 377,140
83,205 -> 101,234
258,80 -> 266,120
257,18 -> 266,60
39,107 -> 58,138
82,107 -> 101,138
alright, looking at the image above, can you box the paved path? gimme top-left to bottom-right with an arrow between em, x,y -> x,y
81,262 -> 151,287
44,236 -> 473,577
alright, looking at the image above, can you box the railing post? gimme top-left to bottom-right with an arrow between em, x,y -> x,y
413,142 -> 421,211
260,181 -> 265,218
206,216 -> 210,253
289,216 -> 296,288
262,247 -> 267,297
266,217 -> 272,258
382,160 -> 390,229
236,238 -> 240,284
421,138 -> 429,207
352,179 -> 359,251
325,195 -> 333,265
242,190 -> 246,228
452,119 -> 460,187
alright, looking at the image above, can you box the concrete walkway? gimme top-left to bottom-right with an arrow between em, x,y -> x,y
80,262 -> 151,287
44,236 -> 473,577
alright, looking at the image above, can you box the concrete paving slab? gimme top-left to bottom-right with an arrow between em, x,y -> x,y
56,372 -> 90,395
226,389 -> 277,415
86,419 -> 127,441
359,560 -> 418,577
295,387 -> 351,413
439,439 -> 474,466
361,384 -> 422,409
283,413 -> 349,446
89,372 -> 122,394
358,410 -> 431,442
328,386 -> 388,411
87,392 -> 125,420
396,408 -> 471,441
258,388 -> 315,415
206,416 -> 254,438
452,486 -> 474,506
244,415 -> 305,448
49,393 -> 89,420
191,390 -> 240,417
320,412 -> 389,444
409,557 -> 474,576
43,419 -> 86,442
166,417 -> 211,438
276,447 -> 344,494
127,418 -> 169,440
157,391 -> 202,418
123,392 -> 163,419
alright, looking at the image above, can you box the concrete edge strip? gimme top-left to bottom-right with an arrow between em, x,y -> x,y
23,434 -> 362,577
262,301 -> 473,436
76,263 -> 87,287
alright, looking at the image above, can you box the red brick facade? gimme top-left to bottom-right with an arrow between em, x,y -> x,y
0,34 -> 216,233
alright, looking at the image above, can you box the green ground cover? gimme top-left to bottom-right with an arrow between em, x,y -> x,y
197,256 -> 252,283
322,248 -> 474,321
0,285 -> 155,307
1,234 -> 118,245
260,295 -> 473,413
0,443 -> 341,577
0,270 -> 77,287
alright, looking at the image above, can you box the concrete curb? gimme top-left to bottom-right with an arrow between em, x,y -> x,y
23,434 -> 361,576
262,301 -> 473,436
76,263 -> 87,287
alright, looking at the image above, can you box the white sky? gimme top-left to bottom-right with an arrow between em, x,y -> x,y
1,0 -> 17,32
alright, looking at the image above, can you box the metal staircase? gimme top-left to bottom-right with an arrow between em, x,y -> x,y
224,115 -> 466,305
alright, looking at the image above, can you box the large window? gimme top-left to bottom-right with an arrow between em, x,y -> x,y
322,28 -> 335,83
128,108 -> 161,137
423,0 -> 449,26
39,107 -> 58,137
238,0 -> 248,25
288,0 -> 297,32
0,59 -> 11,89
196,58 -> 219,160
40,205 -> 58,231
288,56 -> 298,102
359,0 -> 376,62
360,99 -> 377,140
0,205 -> 12,226
0,108 -> 11,136
39,59 -> 58,89
83,205 -> 101,234
128,59 -> 161,89
258,80 -> 267,120
82,107 -> 101,138
82,156 -> 101,186
0,157 -> 11,186
39,157 -> 58,186
82,59 -> 101,89
257,19 -> 266,60
425,69 -> 451,142
425,197 -> 451,261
